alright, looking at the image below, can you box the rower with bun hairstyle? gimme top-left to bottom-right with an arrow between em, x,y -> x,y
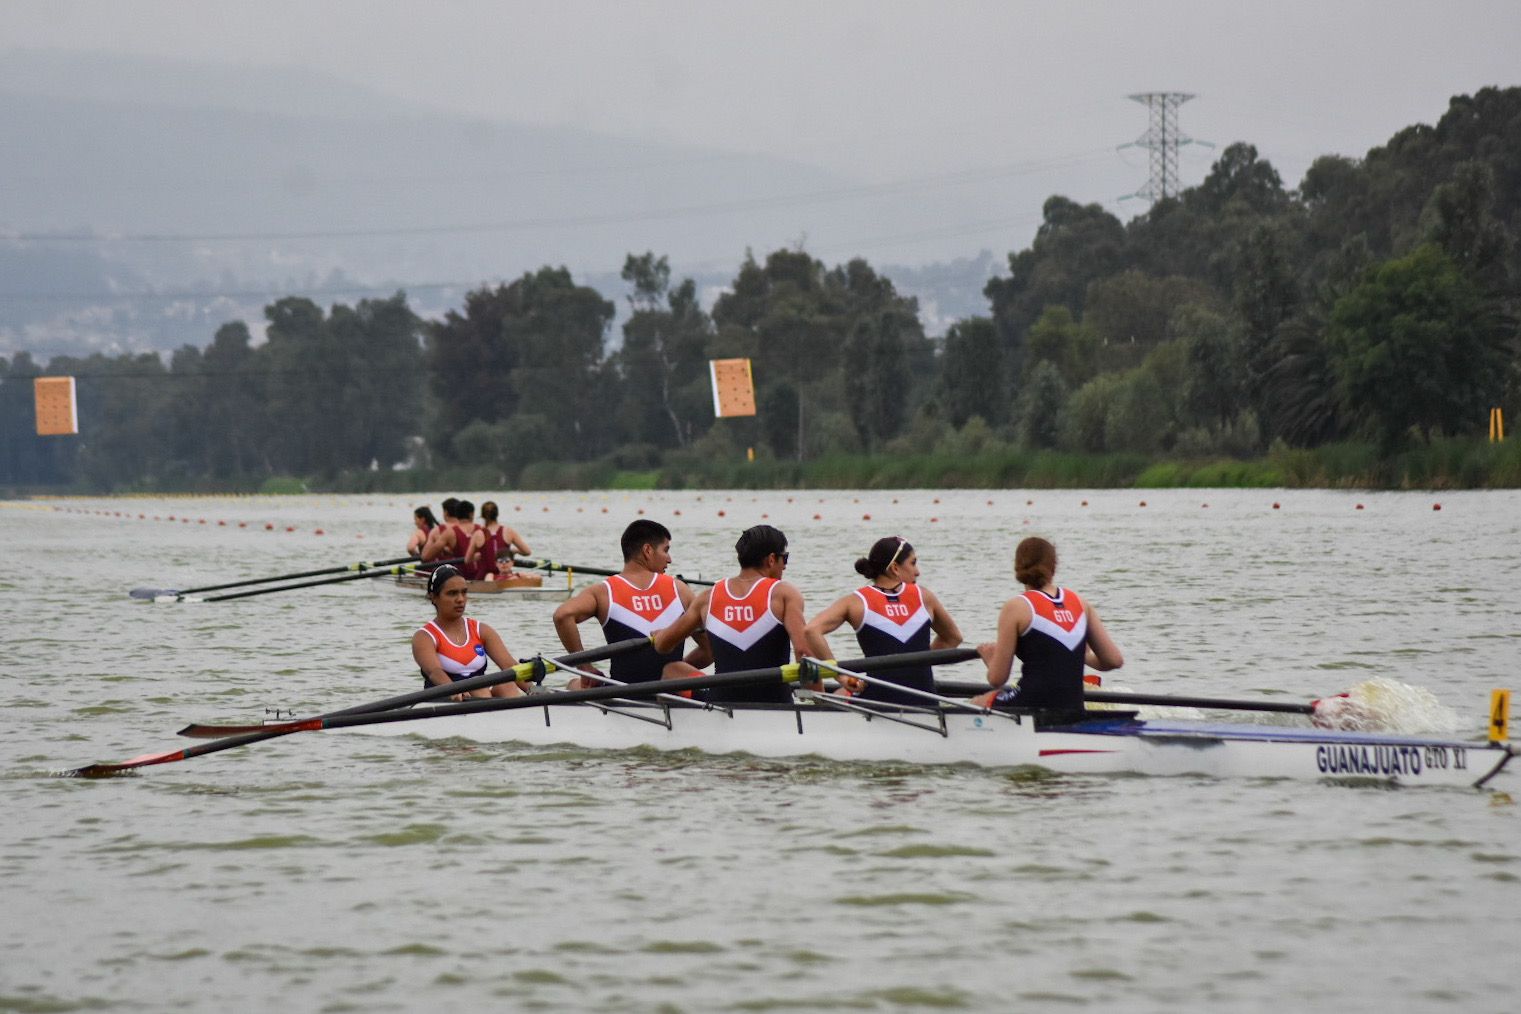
970,536 -> 1123,719
804,536 -> 963,706
464,500 -> 531,582
411,564 -> 528,701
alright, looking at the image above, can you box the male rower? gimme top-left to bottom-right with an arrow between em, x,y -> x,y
420,497 -> 460,563
552,519 -> 708,688
424,498 -> 477,565
650,524 -> 817,702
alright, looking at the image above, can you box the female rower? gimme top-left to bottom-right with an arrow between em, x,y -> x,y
406,505 -> 439,558
464,501 -> 531,581
971,536 -> 1123,719
803,536 -> 962,706
411,565 -> 527,701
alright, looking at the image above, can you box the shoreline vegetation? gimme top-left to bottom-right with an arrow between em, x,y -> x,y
8,436 -> 1519,497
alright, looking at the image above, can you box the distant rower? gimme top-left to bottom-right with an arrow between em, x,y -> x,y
464,500 -> 531,582
406,505 -> 439,558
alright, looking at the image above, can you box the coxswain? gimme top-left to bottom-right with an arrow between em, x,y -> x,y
651,524 -> 816,702
411,564 -> 527,700
406,505 -> 440,558
552,519 -> 708,689
804,536 -> 963,706
464,500 -> 531,582
970,536 -> 1122,720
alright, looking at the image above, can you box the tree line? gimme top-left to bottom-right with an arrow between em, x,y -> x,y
3,87 -> 1518,491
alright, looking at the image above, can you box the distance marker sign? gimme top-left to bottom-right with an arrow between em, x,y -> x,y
709,358 -> 756,418
34,377 -> 78,435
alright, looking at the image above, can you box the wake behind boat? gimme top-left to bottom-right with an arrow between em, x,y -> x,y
346,679 -> 1514,789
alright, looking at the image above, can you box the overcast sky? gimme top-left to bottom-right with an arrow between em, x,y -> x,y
6,0 -> 1518,190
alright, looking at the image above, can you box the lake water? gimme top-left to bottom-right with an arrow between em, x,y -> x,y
3,488 -> 1518,1011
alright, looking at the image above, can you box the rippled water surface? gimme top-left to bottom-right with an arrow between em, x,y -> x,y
4,489 -> 1519,1011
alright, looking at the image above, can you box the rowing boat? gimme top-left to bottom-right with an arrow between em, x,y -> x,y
392,571 -> 578,601
349,691 -> 1513,788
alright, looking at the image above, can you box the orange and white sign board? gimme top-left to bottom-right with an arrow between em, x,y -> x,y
709,358 -> 756,418
34,376 -> 79,435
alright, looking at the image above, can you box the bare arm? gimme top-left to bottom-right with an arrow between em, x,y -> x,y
920,586 -> 963,651
465,528 -> 486,567
803,593 -> 860,660
420,527 -> 449,563
1084,607 -> 1124,671
552,585 -> 604,655
776,582 -> 812,662
503,527 -> 530,557
652,589 -> 709,655
412,629 -> 464,699
977,596 -> 1032,689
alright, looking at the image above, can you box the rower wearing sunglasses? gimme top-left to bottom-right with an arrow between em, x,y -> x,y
651,524 -> 815,702
804,536 -> 963,706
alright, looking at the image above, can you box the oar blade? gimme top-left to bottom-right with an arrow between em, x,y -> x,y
65,748 -> 186,778
177,722 -> 268,738
129,587 -> 175,600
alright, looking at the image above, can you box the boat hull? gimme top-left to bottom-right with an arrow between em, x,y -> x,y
349,699 -> 1513,788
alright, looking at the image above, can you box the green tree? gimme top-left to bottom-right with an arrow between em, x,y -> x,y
1328,244 -> 1508,446
936,316 -> 1005,427
1025,306 -> 1098,388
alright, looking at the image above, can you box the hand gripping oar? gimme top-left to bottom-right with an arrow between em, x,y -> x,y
936,679 -> 1321,717
130,554 -> 423,600
175,637 -> 654,738
64,648 -> 976,778
513,557 -> 714,587
159,558 -> 466,603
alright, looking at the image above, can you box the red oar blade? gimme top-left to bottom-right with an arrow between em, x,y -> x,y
65,748 -> 189,778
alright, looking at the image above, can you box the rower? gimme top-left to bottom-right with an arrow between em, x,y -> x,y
465,501 -> 530,581
970,535 -> 1123,721
804,536 -> 963,706
406,505 -> 439,558
420,497 -> 461,563
424,498 -> 476,565
411,564 -> 527,701
552,519 -> 707,689
651,524 -> 815,703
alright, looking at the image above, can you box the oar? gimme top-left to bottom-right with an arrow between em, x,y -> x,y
130,554 -> 423,600
176,637 -> 653,738
936,679 -> 1319,716
159,558 -> 465,603
513,557 -> 714,587
65,648 -> 977,777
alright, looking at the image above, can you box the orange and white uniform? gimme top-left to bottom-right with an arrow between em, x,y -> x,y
601,573 -> 685,682
993,587 -> 1089,711
704,577 -> 791,703
851,583 -> 932,705
418,617 -> 489,684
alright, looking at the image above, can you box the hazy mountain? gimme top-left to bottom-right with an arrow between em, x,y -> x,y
0,50 -> 1017,357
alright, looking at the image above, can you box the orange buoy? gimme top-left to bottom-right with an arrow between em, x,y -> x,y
1433,503 -> 1442,511
862,513 -> 872,520
1272,502 -> 1281,510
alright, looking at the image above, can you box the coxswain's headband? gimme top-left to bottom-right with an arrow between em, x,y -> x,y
887,537 -> 909,569
427,564 -> 463,597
